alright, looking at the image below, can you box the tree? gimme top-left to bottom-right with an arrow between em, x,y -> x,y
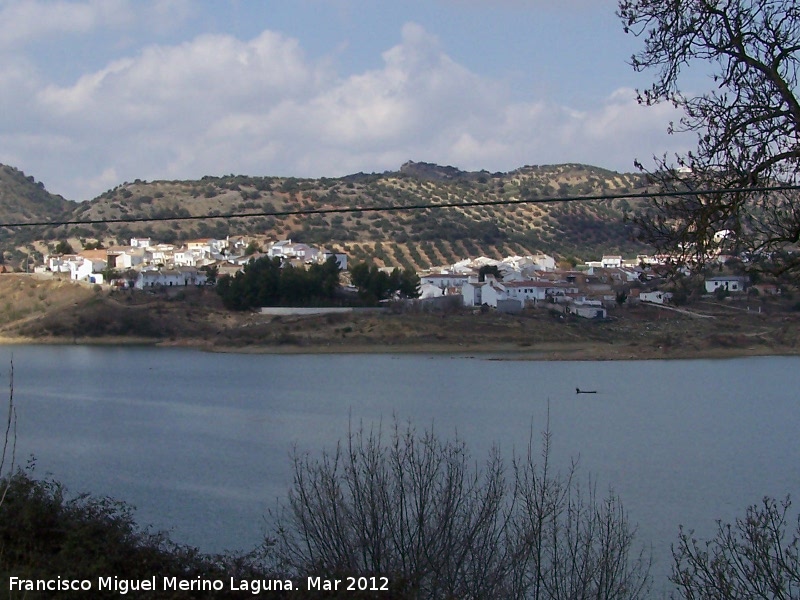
200,264 -> 219,285
1,361 -> 17,509
0,469 -> 272,597
396,268 -> 421,299
479,264 -> 503,282
101,267 -> 121,284
312,255 -> 344,298
349,262 -> 420,304
619,0 -> 800,277
217,256 -> 282,310
671,496 -> 800,599
55,240 -> 74,255
216,255 -> 341,310
270,420 -> 651,599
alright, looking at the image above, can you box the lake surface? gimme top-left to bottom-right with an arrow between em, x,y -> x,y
2,346 -> 799,587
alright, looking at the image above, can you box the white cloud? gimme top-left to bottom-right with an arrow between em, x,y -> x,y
71,167 -> 119,198
0,0 -> 190,47
3,21 -> 688,200
144,0 -> 190,33
572,88 -> 693,169
38,30 -> 320,123
290,23 -> 495,146
0,56 -> 40,115
0,0 -> 134,47
465,88 -> 691,173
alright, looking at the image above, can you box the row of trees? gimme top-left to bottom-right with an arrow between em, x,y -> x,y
216,256 -> 342,310
215,257 -> 421,310
349,262 -> 421,303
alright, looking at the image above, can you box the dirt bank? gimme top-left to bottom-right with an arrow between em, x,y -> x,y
1,273 -> 798,360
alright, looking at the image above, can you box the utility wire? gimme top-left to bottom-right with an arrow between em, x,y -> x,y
1,184 -> 798,229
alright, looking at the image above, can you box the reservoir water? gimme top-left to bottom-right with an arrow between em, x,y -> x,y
2,345 -> 799,586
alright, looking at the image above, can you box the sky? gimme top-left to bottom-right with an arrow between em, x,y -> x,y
0,0 -> 699,201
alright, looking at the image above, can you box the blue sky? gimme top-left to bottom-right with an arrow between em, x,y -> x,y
0,0 -> 697,201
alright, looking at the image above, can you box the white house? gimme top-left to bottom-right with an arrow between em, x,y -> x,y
568,300 -> 607,319
420,273 -> 470,292
185,239 -> 212,252
542,282 -> 580,301
705,276 -> 748,294
471,256 -> 501,268
268,239 -> 321,263
130,237 -> 152,249
147,244 -> 175,265
503,281 -> 551,305
528,254 -> 557,271
70,258 -> 106,283
67,250 -> 108,283
134,267 -> 207,289
450,258 -> 476,274
419,282 -> 446,299
460,275 -> 506,307
499,270 -> 525,282
269,239 -> 293,258
291,243 -> 319,262
462,276 -> 579,308
108,247 -> 145,270
173,247 -> 207,267
461,279 -> 486,306
479,279 -> 509,307
70,259 -> 93,281
639,291 -> 673,305
47,254 -> 75,273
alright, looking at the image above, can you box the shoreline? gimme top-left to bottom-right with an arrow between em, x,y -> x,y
2,334 -> 797,362
3,274 -> 798,362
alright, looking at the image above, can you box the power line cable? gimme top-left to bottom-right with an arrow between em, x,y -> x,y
1,184 -> 798,229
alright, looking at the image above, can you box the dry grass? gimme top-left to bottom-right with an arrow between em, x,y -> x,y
1,273 -> 798,361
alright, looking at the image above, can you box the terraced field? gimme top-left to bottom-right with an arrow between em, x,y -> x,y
2,162 -> 654,271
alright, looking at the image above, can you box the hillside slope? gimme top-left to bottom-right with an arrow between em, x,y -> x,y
0,165 -> 74,223
0,162 -> 653,271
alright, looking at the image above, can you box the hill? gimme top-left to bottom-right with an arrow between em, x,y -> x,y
0,165 -> 74,221
0,162 -> 653,271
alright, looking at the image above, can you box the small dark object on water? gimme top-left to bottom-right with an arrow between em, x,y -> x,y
576,388 -> 597,394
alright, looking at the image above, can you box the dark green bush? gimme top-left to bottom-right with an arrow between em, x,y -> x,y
0,470 -> 271,599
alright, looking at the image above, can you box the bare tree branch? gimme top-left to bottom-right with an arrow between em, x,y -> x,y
619,0 -> 800,278
672,496 -> 800,599
0,358 -> 18,508
270,419 -> 651,599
